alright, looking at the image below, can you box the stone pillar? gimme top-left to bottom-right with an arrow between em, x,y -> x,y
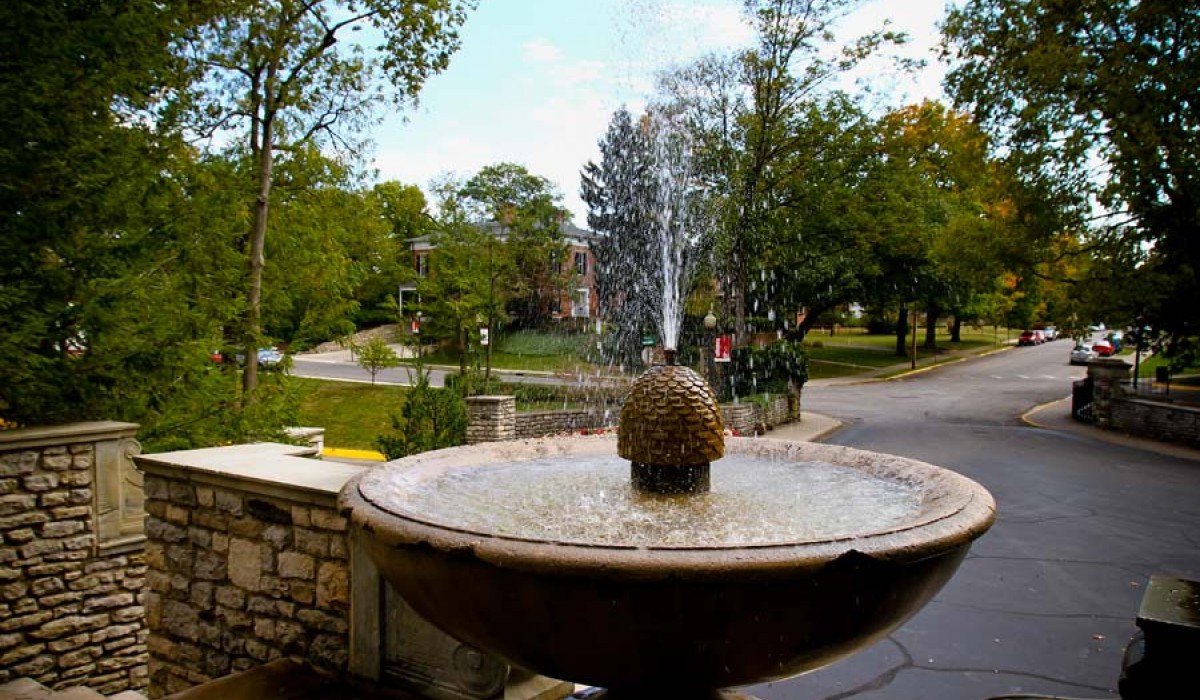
1088,358 -> 1132,430
0,421 -> 147,694
134,443 -> 357,697
721,404 -> 757,436
135,442 -> 572,700
466,396 -> 516,444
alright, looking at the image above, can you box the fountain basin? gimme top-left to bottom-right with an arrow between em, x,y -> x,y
341,436 -> 995,696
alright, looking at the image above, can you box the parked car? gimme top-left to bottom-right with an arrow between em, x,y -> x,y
1092,339 -> 1116,357
1043,325 -> 1058,340
235,347 -> 284,367
1069,343 -> 1096,365
1018,330 -> 1039,346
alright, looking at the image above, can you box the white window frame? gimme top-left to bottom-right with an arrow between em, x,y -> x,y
571,288 -> 590,318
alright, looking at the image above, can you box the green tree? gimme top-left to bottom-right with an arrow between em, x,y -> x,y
263,148 -> 392,348
355,336 -> 400,385
412,187 -> 511,378
458,163 -> 571,328
376,361 -> 466,459
359,181 -> 432,324
943,0 -> 1200,359
658,0 -> 912,347
0,0 -> 229,431
179,0 -> 474,398
582,108 -> 662,367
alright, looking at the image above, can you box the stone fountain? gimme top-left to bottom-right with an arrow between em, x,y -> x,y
340,351 -> 995,699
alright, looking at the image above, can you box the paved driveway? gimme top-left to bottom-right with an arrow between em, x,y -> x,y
753,342 -> 1200,700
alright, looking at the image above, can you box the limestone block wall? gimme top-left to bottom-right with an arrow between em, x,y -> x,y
721,396 -> 794,436
0,422 -> 147,694
515,409 -> 609,439
761,395 -> 794,430
721,404 -> 757,436
1110,397 -> 1200,448
465,394 -> 801,443
466,396 -> 516,444
136,444 -> 362,697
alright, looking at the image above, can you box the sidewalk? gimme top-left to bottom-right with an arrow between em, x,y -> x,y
759,412 -> 844,443
1022,396 -> 1200,463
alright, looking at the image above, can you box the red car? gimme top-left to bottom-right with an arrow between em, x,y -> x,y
1092,339 -> 1116,357
1018,330 -> 1040,346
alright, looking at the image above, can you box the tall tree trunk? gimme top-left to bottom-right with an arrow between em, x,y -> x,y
924,302 -> 939,350
242,113 -> 275,399
895,303 -> 909,357
795,302 -> 831,340
951,316 -> 962,343
458,325 -> 467,380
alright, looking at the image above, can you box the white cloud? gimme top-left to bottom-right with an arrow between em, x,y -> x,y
521,38 -> 563,63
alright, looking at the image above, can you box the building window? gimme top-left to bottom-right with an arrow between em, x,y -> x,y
574,251 -> 587,276
416,252 -> 429,278
572,288 -> 590,318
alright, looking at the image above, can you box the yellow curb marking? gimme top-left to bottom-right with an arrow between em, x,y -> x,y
323,447 -> 386,461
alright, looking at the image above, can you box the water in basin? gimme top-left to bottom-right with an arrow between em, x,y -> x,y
371,453 -> 922,549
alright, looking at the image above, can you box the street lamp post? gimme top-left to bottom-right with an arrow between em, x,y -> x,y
704,309 -> 718,389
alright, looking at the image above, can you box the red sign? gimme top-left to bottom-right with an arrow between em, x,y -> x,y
713,335 -> 732,363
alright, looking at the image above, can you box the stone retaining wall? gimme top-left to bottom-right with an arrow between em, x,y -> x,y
467,394 -> 799,441
466,396 -> 515,444
1110,397 -> 1200,447
721,404 -> 757,436
515,409 -> 608,439
709,396 -> 795,436
1087,360 -> 1200,448
0,422 -> 147,694
136,444 -> 359,697
134,443 -> 571,700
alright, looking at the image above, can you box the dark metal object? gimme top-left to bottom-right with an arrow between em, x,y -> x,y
1119,575 -> 1200,699
1072,377 -> 1095,423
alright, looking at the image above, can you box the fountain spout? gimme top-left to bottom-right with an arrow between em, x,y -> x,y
617,351 -> 724,495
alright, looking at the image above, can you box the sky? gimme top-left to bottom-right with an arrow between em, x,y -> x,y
368,0 -> 955,224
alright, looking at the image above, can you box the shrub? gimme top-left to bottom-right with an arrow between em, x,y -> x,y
376,362 -> 466,460
726,340 -> 808,400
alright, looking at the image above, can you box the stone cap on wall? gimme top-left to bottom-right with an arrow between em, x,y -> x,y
135,442 -> 368,506
0,420 -> 139,450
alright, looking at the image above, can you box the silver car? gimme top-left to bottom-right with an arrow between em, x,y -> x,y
1069,343 -> 1095,365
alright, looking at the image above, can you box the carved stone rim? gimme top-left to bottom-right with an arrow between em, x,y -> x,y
343,436 -> 996,577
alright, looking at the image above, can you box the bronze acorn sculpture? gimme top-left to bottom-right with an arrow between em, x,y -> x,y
618,349 -> 724,494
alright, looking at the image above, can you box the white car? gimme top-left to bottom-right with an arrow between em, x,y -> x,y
1069,343 -> 1096,365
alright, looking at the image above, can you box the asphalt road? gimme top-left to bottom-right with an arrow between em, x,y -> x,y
750,339 -> 1200,700
291,355 -> 572,387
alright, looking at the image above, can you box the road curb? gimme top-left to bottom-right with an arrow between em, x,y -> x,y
1022,397 -> 1200,463
323,447 -> 386,461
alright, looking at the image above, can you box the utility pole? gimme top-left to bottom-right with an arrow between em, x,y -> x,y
911,307 -> 918,370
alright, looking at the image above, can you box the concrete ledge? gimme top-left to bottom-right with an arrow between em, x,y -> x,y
0,421 -> 139,450
135,443 -> 367,506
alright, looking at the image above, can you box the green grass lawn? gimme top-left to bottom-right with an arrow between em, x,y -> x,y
804,326 -> 1011,378
294,377 -> 406,451
399,330 -> 595,373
